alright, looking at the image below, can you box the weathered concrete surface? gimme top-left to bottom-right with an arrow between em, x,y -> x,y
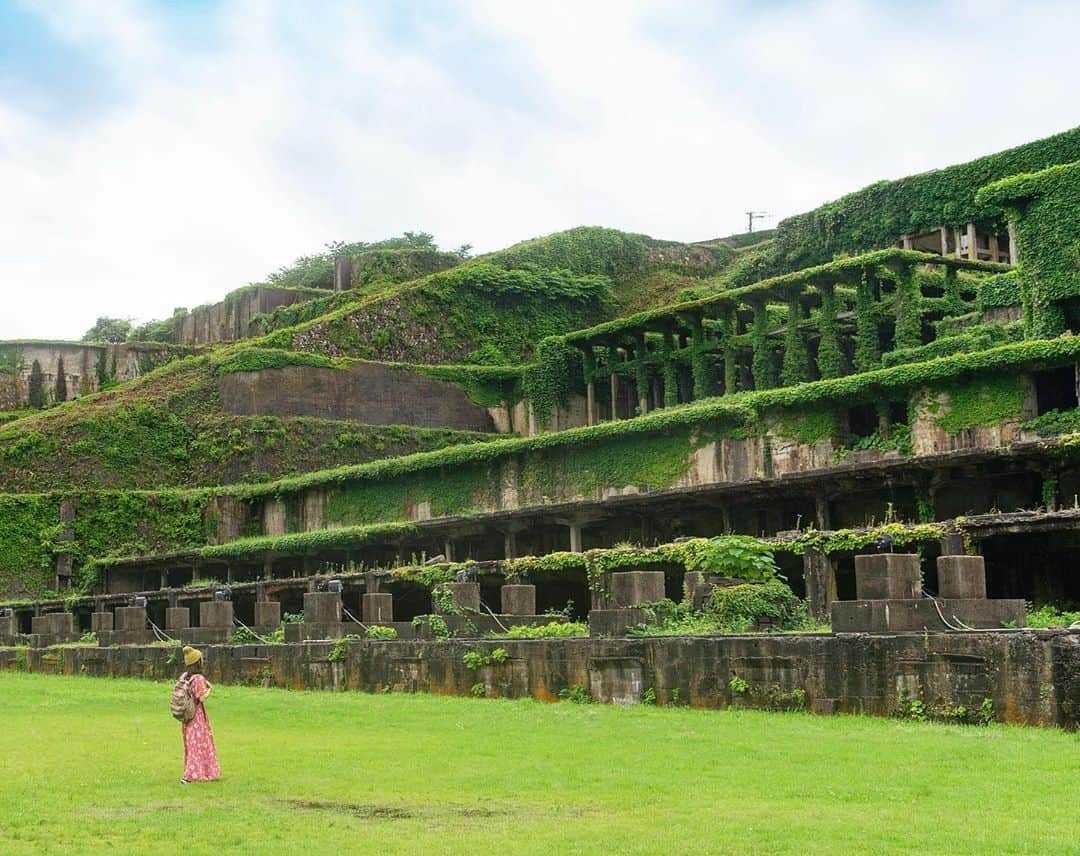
855,554 -> 922,600
177,286 -> 325,345
3,631 -> 1077,728
219,361 -> 496,431
831,598 -> 1027,633
937,555 -> 987,599
0,341 -> 189,407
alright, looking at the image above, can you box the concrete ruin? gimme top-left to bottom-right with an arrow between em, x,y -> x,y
5,129 -> 1080,726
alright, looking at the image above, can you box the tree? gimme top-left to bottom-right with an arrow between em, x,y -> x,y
55,356 -> 67,402
82,317 -> 132,343
27,360 -> 45,409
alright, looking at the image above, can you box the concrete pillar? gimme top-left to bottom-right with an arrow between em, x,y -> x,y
254,601 -> 281,628
939,534 -> 965,556
198,601 -> 234,629
262,555 -> 274,580
936,555 -> 986,599
568,523 -> 583,553
0,614 -> 16,639
436,582 -> 480,614
902,234 -> 913,250
609,372 -> 620,420
609,571 -> 665,607
503,530 -> 518,560
362,593 -> 394,623
939,226 -> 949,257
966,222 -> 978,261
814,494 -> 831,531
303,591 -> 341,625
90,612 -> 113,633
443,539 -> 455,563
159,569 -> 168,591
1008,221 -> 1018,265
854,554 -> 921,600
500,584 -> 536,616
586,380 -> 596,426
802,549 -> 836,621
989,233 -> 999,262
114,607 -> 147,632
166,607 -> 190,631
333,254 -> 354,292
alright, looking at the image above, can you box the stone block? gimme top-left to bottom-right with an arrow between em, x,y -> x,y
166,607 -> 190,630
362,593 -> 393,624
609,571 -> 665,608
91,612 -> 113,633
303,592 -> 341,625
436,582 -> 480,614
255,601 -> 281,628
31,613 -> 74,637
854,554 -> 922,600
199,601 -> 234,629
500,585 -> 535,616
0,615 -> 17,639
588,608 -> 648,637
115,606 -> 147,632
831,597 -> 1026,633
936,555 -> 987,599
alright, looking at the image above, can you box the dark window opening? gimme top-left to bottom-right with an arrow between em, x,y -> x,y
848,403 -> 879,438
888,399 -> 909,425
1034,365 -> 1077,416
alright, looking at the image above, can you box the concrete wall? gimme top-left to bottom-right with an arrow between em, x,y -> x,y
0,342 -> 189,408
177,286 -> 328,346
234,370 -> 1042,536
219,362 -> 497,431
4,630 -> 1077,727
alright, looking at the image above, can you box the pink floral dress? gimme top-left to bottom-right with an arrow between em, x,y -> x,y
182,674 -> 221,782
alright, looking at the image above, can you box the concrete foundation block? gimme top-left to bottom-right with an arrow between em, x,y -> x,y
36,613 -> 75,636
0,615 -> 17,640
115,607 -> 147,632
609,571 -> 665,608
90,612 -> 113,633
199,601 -> 234,629
166,607 -> 190,630
303,592 -> 342,625
936,555 -> 987,599
832,597 -> 1026,633
588,608 -> 648,637
854,554 -> 922,600
255,601 -> 281,629
437,582 -> 480,614
362,593 -> 393,624
500,585 -> 535,616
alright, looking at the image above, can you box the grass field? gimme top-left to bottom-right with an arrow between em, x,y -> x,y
1,673 -> 1077,855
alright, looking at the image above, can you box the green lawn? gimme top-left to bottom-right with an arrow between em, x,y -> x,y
1,673 -> 1077,855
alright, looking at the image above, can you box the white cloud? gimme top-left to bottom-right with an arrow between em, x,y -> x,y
1,0 -> 1078,339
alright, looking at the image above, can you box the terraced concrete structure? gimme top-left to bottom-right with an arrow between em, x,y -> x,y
4,128 -> 1080,724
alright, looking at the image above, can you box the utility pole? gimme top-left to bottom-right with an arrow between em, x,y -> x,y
746,211 -> 769,233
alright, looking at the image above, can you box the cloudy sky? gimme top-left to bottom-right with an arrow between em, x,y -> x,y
1,0 -> 1077,340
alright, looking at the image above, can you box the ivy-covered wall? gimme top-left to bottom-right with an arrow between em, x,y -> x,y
978,160 -> 1080,338
761,125 -> 1080,280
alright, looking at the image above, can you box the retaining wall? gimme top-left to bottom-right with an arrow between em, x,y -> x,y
3,630 -> 1077,728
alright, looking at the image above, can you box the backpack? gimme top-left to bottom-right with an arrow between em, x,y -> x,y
171,672 -> 196,723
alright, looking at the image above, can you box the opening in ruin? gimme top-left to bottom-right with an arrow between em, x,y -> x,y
848,403 -> 879,439
1033,365 -> 1078,415
981,531 -> 1080,604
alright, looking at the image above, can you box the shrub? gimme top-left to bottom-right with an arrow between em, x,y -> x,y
708,580 -> 804,632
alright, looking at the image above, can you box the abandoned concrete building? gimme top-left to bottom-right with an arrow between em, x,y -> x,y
3,127 -> 1079,726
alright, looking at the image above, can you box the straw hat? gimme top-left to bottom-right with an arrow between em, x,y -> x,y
182,646 -> 203,667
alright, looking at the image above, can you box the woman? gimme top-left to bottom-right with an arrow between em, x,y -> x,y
180,646 -> 221,784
